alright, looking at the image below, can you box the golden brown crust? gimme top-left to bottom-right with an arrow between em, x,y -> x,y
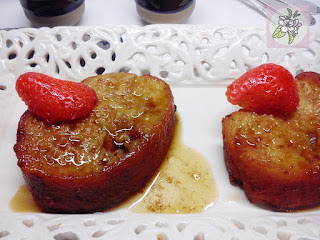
14,73 -> 176,213
222,71 -> 320,211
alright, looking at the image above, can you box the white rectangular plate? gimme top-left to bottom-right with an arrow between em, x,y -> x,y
0,25 -> 319,240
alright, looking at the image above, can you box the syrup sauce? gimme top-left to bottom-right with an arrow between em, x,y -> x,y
10,185 -> 40,212
10,115 -> 218,214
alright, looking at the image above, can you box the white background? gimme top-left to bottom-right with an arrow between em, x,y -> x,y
0,0 -> 319,29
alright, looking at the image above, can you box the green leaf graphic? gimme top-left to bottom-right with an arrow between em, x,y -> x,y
288,33 -> 295,44
287,8 -> 292,17
272,26 -> 286,38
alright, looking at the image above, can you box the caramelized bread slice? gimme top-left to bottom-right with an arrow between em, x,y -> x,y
222,72 -> 320,211
14,72 -> 176,213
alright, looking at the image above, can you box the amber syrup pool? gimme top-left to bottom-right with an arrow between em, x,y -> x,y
10,115 -> 218,214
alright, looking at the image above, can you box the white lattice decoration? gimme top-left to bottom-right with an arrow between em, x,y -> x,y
0,25 -> 320,240
1,25 -> 320,86
1,212 -> 320,240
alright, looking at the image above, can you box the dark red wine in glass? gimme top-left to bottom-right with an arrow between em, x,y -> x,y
135,0 -> 195,23
20,0 -> 85,27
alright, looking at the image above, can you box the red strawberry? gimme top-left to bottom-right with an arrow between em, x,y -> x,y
226,63 -> 299,117
16,72 -> 97,125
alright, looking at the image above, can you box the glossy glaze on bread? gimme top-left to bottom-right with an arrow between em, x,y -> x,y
14,73 -> 176,213
222,72 -> 320,211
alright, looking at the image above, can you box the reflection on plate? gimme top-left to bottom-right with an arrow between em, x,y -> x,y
0,25 -> 319,240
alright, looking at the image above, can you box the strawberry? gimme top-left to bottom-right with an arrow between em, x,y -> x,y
226,63 -> 299,117
16,72 -> 97,125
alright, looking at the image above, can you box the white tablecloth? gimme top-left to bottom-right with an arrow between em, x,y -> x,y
1,0 -> 319,29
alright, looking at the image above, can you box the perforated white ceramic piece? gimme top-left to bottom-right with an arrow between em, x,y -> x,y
0,25 -> 320,240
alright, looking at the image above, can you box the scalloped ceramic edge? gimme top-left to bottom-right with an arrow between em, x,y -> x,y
0,25 -> 319,240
